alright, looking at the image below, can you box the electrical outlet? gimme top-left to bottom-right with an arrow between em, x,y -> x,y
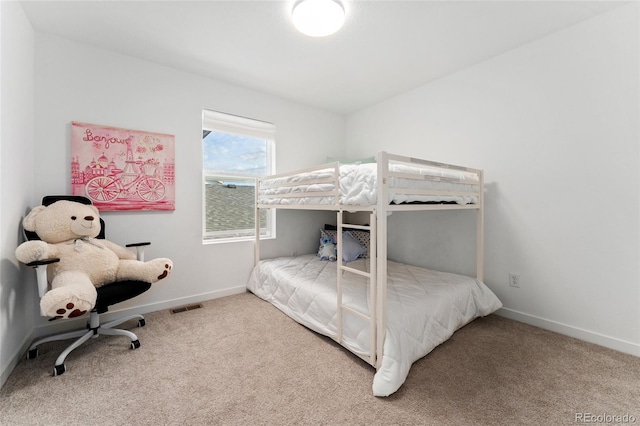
509,273 -> 520,288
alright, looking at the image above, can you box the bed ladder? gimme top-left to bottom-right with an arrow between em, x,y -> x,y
336,210 -> 377,367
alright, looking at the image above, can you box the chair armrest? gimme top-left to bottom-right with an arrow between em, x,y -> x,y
26,258 -> 61,267
26,258 -> 60,298
125,242 -> 151,247
125,242 -> 151,261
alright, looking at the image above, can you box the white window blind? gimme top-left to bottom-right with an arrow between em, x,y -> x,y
202,110 -> 275,140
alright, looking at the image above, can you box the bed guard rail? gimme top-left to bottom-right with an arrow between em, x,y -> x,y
256,152 -> 483,209
256,161 -> 341,208
379,152 -> 483,208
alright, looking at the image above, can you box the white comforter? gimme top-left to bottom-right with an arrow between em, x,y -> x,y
247,255 -> 502,396
258,163 -> 479,206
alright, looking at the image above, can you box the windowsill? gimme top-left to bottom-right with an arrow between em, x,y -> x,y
202,235 -> 276,245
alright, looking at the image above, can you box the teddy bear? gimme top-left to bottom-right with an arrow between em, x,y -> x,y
317,230 -> 337,261
15,200 -> 173,319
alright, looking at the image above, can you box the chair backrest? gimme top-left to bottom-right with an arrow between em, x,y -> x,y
24,195 -> 106,241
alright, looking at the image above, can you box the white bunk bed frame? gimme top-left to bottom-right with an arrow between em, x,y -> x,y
254,151 -> 484,370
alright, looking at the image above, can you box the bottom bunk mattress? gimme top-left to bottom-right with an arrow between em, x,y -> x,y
247,254 -> 502,397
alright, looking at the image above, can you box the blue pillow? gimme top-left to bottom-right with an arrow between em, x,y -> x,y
341,231 -> 367,262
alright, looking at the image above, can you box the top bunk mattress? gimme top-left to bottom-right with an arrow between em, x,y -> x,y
258,162 -> 480,207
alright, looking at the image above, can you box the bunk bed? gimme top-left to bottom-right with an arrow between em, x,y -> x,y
248,152 -> 502,397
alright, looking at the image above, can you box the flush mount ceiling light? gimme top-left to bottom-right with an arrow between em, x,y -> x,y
292,0 -> 345,37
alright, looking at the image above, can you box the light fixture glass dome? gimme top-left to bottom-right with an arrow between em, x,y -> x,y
292,0 -> 345,37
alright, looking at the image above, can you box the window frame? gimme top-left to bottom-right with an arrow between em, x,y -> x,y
202,110 -> 275,244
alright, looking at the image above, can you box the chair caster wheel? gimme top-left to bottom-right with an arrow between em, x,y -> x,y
130,340 -> 141,350
27,349 -> 39,360
138,318 -> 146,327
53,364 -> 66,376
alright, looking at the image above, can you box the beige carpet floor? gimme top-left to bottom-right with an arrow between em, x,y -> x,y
1,292 -> 638,426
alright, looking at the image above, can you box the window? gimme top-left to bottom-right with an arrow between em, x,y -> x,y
202,110 -> 275,242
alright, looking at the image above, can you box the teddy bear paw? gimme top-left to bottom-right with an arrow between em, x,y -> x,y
156,259 -> 173,280
138,258 -> 173,282
41,291 -> 94,319
50,302 -> 88,320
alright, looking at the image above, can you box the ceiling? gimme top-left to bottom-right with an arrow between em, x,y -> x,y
21,0 -> 628,115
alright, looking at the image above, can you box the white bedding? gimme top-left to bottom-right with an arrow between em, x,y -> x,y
247,255 -> 502,396
258,163 -> 479,206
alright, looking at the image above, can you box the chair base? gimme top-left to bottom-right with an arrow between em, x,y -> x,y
27,309 -> 145,376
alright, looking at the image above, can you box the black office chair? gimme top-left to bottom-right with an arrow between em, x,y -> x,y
23,195 -> 154,376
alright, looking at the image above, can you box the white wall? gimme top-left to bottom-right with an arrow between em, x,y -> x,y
0,1 -> 37,386
346,4 -> 640,355
29,35 -> 344,330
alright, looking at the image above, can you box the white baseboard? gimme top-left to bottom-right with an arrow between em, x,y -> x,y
0,285 -> 248,389
32,285 -> 248,338
6,294 -> 638,388
107,285 -> 248,321
496,307 -> 640,357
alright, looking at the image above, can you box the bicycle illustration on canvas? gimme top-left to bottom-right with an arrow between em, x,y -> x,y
71,122 -> 175,211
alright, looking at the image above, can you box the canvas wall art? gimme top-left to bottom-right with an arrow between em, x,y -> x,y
71,122 -> 175,211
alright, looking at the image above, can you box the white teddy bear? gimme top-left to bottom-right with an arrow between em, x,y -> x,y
15,200 -> 173,319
